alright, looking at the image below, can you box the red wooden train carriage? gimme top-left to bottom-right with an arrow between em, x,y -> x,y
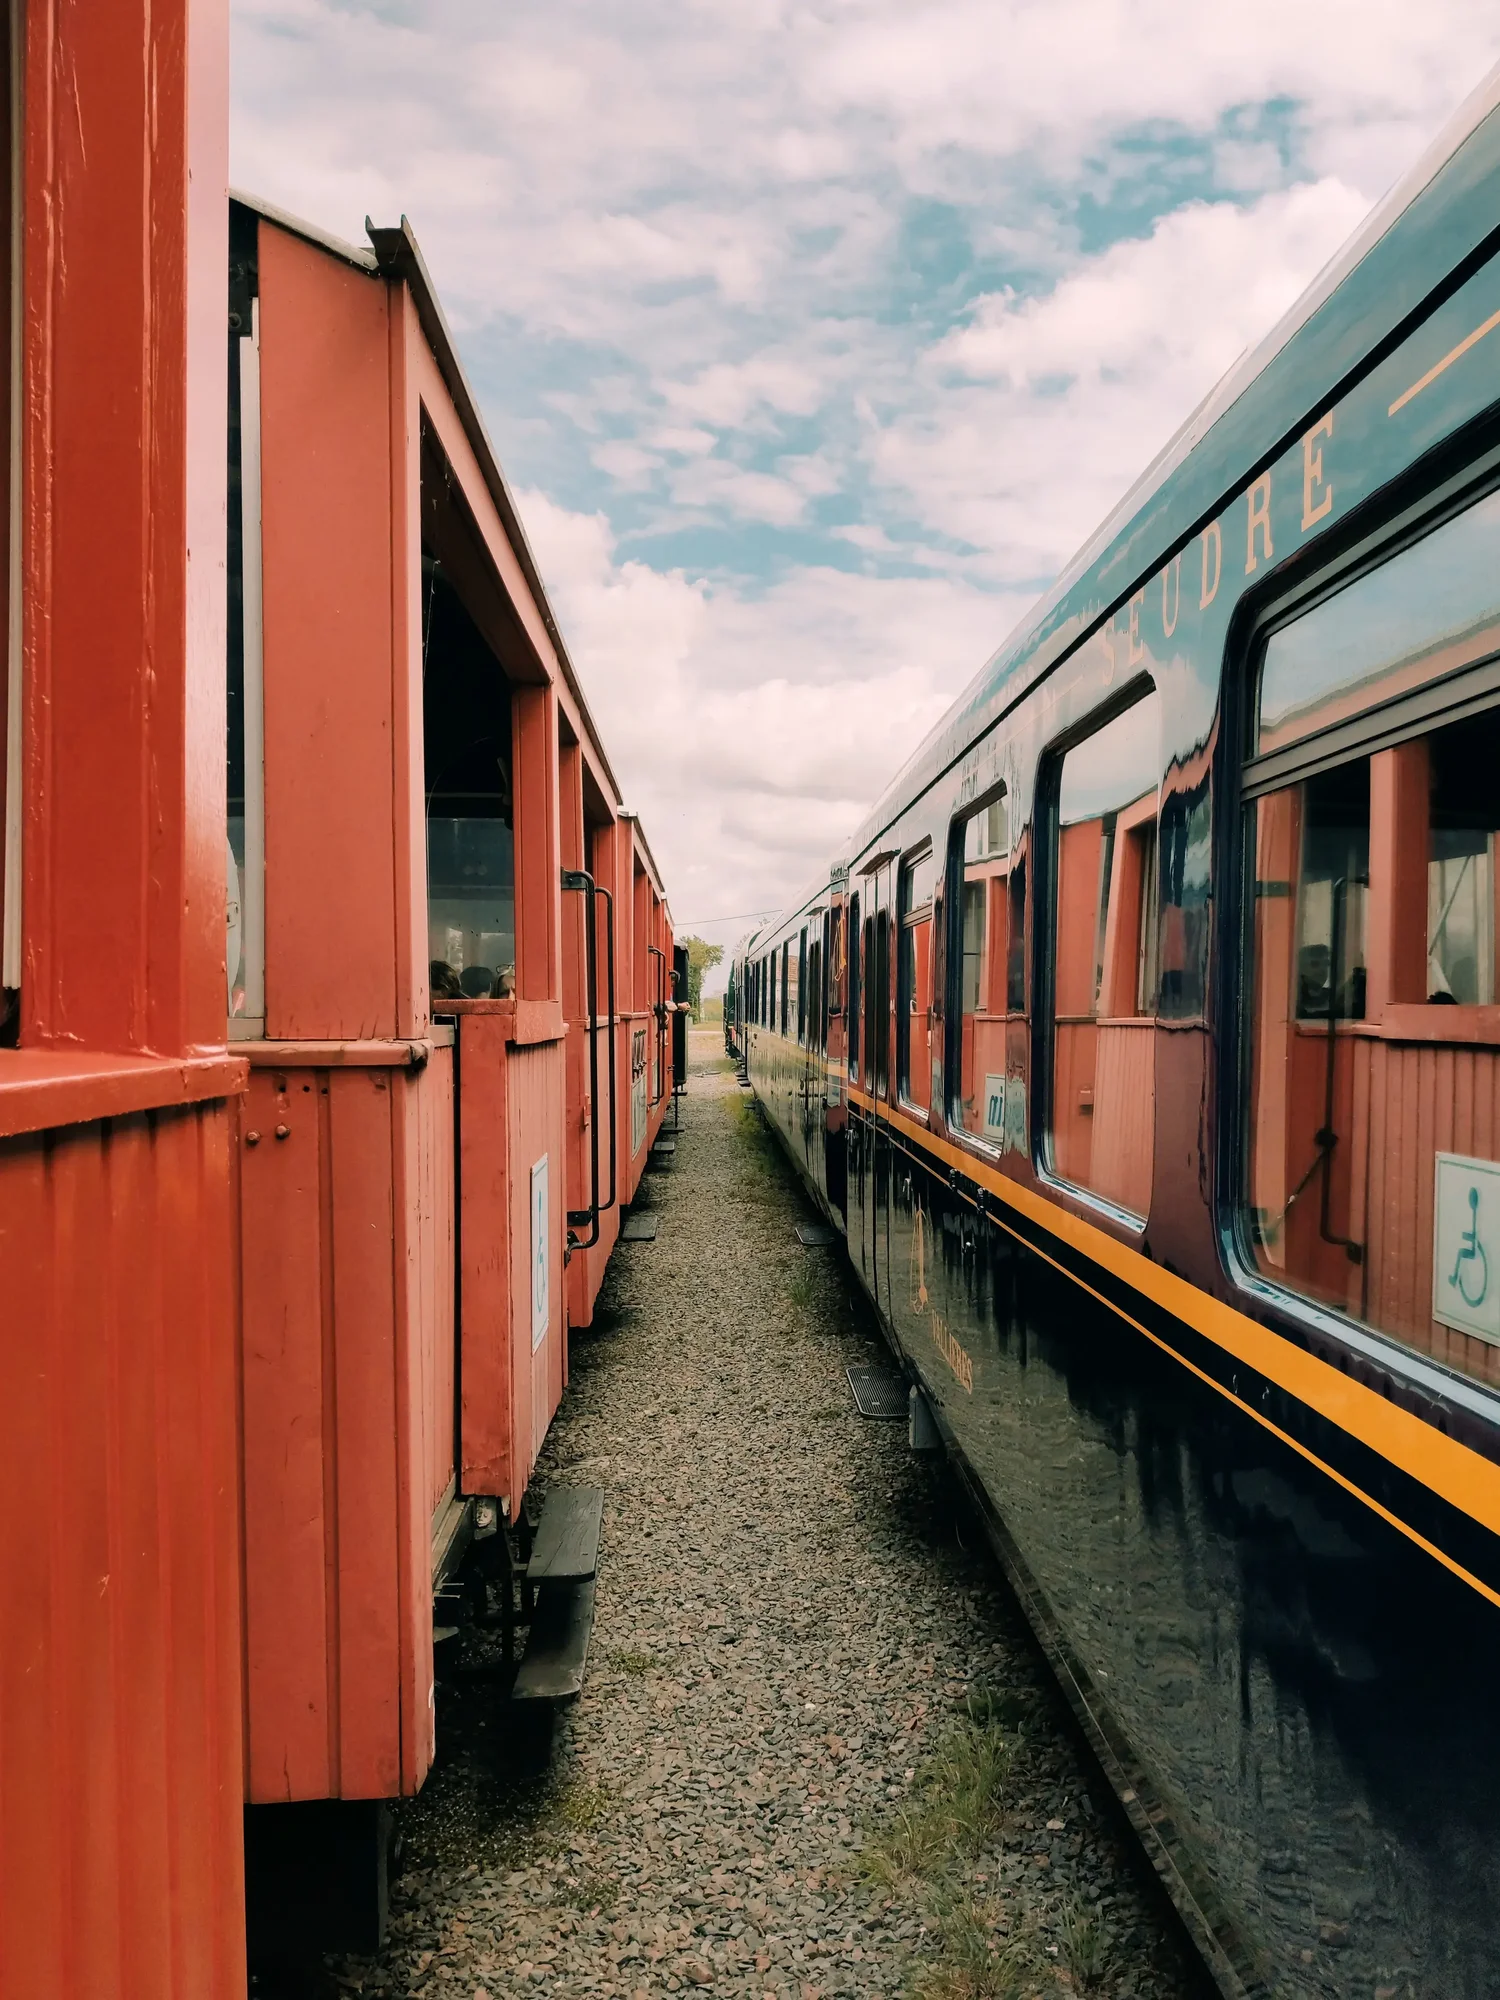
227,194 -> 673,1947
0,4 -> 248,1998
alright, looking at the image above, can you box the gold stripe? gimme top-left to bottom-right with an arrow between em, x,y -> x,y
841,1080 -> 1500,1598
1388,305 -> 1500,417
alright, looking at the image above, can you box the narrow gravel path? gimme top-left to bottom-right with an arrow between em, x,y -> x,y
333,1032 -> 1203,2000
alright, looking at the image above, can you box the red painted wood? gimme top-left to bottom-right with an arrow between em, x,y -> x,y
0,1109 -> 244,2000
19,2 -> 228,1059
0,3 -> 246,1995
240,1069 -> 335,1800
459,1012 -> 515,1501
258,223 -> 398,1040
328,1068 -> 404,1798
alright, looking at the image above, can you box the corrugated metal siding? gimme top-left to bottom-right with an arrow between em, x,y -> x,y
0,1105 -> 244,2000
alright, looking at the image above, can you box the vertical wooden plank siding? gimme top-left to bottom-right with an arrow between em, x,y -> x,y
1357,1039 -> 1500,1388
327,1068 -> 404,1799
238,1059 -> 449,1802
459,1013 -> 515,1500
0,1 -> 245,1994
0,1110 -> 243,2000
1090,1024 -> 1155,1212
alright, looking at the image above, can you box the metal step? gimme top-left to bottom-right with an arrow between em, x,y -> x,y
620,1211 -> 658,1241
846,1365 -> 908,1420
512,1578 -> 597,1703
526,1486 -> 604,1584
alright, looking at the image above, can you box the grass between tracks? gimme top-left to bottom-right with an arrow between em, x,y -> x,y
859,1690 -> 1114,2000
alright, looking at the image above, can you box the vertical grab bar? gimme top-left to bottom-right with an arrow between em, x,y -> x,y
648,942 -> 668,1108
597,884 -> 619,1216
562,868 -> 601,1248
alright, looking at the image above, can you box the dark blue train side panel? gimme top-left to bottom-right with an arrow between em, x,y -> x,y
737,89 -> 1500,2000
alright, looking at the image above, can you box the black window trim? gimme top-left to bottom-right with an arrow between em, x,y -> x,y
1222,433 -> 1500,1376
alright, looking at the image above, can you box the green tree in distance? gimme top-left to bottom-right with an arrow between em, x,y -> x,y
681,936 -> 723,1020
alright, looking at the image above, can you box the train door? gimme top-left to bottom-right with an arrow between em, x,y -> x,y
858,860 -> 894,1303
824,893 -> 848,1221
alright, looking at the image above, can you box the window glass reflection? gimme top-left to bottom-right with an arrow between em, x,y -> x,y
898,854 -> 934,1111
1259,491 -> 1500,757
951,794 -> 1009,1142
423,565 -> 516,1002
1049,689 -> 1160,1215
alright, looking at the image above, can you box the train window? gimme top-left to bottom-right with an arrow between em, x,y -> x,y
1006,857 -> 1027,1013
781,943 -> 790,1034
796,926 -> 807,1044
1245,669 -> 1500,1385
897,847 -> 936,1113
807,925 -> 823,1054
226,248 -> 265,1034
1256,490 -> 1500,770
828,906 -> 843,1017
948,791 -> 1009,1142
870,909 -> 891,1097
847,894 -> 861,1077
1046,685 -> 1161,1216
424,566 -> 516,1001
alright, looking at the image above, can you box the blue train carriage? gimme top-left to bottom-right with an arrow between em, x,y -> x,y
742,63 -> 1500,2000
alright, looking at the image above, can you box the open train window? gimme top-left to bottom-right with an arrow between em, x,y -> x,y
1045,683 -> 1161,1217
1241,484 -> 1500,1387
796,926 -> 807,1044
947,789 -> 1010,1143
423,561 -> 515,1001
897,846 -> 936,1113
781,942 -> 790,1034
846,893 -> 861,1077
225,205 -> 264,1035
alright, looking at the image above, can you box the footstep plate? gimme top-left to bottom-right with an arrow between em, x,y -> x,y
846,1366 -> 907,1420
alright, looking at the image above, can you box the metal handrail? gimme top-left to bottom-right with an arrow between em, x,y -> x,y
561,869 -> 602,1247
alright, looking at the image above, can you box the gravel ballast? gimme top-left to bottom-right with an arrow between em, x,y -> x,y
329,1032 -> 1205,2000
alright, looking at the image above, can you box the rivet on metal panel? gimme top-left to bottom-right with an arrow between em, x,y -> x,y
274,1124 -> 290,1141
246,1130 -> 261,1146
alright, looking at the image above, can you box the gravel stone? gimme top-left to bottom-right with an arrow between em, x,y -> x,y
323,1033 -> 1203,2000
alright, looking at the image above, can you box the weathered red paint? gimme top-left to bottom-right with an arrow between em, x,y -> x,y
236,198 -> 674,1827
0,4 -> 246,1997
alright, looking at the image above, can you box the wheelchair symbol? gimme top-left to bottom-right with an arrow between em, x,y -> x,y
1448,1184 -> 1490,1310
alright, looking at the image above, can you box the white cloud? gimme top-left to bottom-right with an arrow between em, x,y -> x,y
517,489 -> 1020,925
230,0 -> 1500,969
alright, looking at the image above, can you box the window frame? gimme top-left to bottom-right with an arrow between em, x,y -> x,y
1035,674 -> 1158,1215
1225,453 -> 1500,1382
796,924 -> 808,1045
846,892 -> 861,1078
896,841 -> 935,1116
944,783 -> 1010,1150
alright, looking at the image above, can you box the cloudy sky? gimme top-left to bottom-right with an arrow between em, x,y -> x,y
232,3 -> 1500,978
